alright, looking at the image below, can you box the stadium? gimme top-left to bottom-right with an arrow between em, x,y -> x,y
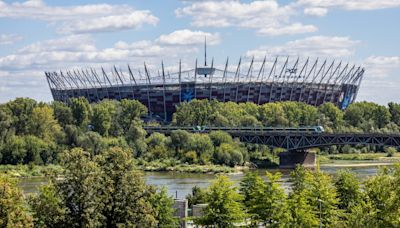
45,53 -> 365,122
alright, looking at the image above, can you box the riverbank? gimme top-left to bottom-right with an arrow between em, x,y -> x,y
318,153 -> 400,167
0,163 -> 247,178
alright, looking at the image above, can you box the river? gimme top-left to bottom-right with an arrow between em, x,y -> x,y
18,164 -> 387,198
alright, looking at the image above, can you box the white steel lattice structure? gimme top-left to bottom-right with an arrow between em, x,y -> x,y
46,56 -> 365,121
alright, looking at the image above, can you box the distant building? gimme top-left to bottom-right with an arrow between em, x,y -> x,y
46,54 -> 364,121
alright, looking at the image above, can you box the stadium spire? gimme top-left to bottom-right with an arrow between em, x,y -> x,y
204,36 -> 207,66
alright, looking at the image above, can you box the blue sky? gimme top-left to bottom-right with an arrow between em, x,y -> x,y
0,0 -> 399,104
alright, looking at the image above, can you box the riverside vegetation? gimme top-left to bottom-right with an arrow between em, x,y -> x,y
3,156 -> 400,227
1,97 -> 400,175
1,97 -> 400,226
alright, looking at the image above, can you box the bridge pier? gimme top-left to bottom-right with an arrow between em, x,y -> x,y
278,151 -> 316,169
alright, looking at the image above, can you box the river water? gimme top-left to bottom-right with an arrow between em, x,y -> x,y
18,165 -> 386,198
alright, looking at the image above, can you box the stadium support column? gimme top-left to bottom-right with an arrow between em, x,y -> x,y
222,58 -> 229,102
268,57 -> 279,103
102,67 -> 113,100
144,62 -> 152,117
256,56 -> 266,105
162,61 -> 167,122
278,57 -> 289,101
208,58 -> 215,100
289,58 -> 308,101
329,63 -> 348,103
194,59 -> 198,99
179,60 -> 182,103
315,61 -> 334,106
234,57 -> 242,103
322,62 -> 341,103
127,64 -> 137,99
246,56 -> 254,102
45,73 -> 56,100
351,69 -> 364,103
278,150 -> 316,168
299,59 -> 318,102
307,59 -> 326,105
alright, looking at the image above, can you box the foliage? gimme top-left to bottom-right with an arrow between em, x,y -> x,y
0,174 -> 33,227
195,175 -> 246,227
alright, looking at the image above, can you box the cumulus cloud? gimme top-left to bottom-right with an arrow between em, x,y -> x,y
298,0 -> 400,11
246,36 -> 360,58
304,7 -> 328,17
175,0 -> 317,36
257,23 -> 317,36
364,56 -> 400,78
0,0 -> 159,34
157,29 -> 220,45
0,34 -> 23,45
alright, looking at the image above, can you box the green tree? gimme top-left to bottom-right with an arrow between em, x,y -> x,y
245,172 -> 290,227
318,102 -> 344,129
388,102 -> 400,125
119,99 -> 147,133
69,97 -> 92,127
29,105 -> 63,142
96,147 -> 157,227
186,186 -> 207,207
188,134 -> 214,165
29,184 -> 66,228
373,105 -> 391,128
195,175 -> 246,227
0,174 -> 33,227
173,99 -> 214,126
51,101 -> 73,127
91,100 -> 117,136
259,103 -> 288,126
54,148 -> 103,227
6,98 -> 37,135
150,187 -> 178,227
335,170 -> 362,212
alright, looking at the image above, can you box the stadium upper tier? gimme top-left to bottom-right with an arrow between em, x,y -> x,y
45,56 -> 365,121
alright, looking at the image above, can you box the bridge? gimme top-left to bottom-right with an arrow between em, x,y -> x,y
144,126 -> 400,168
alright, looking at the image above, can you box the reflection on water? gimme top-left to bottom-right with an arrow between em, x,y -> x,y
18,165 -> 386,198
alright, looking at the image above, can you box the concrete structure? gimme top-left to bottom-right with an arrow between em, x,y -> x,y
173,199 -> 188,228
192,204 -> 208,218
46,56 -> 364,121
278,151 -> 316,168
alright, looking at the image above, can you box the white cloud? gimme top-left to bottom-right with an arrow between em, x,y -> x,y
58,11 -> 158,34
364,56 -> 400,78
157,29 -> 220,45
0,34 -> 23,45
304,7 -> 328,17
175,0 -> 317,36
298,0 -> 400,11
257,23 -> 317,36
246,36 -> 360,58
0,0 -> 159,34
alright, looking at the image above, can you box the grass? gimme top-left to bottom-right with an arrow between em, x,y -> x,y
319,153 -> 400,164
0,164 -> 63,178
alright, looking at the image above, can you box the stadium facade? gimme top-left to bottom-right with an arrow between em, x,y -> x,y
45,55 -> 364,121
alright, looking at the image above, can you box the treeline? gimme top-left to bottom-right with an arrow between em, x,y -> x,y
0,97 -> 262,167
1,97 -> 400,167
0,147 -> 178,227
173,99 -> 400,133
186,165 -> 400,227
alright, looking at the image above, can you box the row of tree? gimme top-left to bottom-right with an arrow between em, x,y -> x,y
1,97 -> 399,166
173,99 -> 400,133
0,147 -> 178,227
187,165 -> 400,227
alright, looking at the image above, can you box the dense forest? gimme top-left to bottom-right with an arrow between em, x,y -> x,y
1,97 -> 400,167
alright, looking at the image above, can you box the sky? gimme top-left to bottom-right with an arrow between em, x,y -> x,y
0,0 -> 399,104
